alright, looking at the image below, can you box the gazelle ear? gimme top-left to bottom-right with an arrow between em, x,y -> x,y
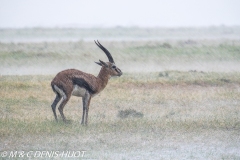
99,60 -> 108,67
95,61 -> 102,66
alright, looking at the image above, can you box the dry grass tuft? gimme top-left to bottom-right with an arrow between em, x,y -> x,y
117,109 -> 144,119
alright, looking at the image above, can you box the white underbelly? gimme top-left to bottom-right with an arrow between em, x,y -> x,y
72,85 -> 86,97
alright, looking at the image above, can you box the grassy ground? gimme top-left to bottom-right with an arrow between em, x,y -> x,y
0,71 -> 240,159
0,36 -> 240,159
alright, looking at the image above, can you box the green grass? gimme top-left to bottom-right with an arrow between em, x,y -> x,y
0,72 -> 240,135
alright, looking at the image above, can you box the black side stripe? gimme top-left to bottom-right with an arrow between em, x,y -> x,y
72,77 -> 96,94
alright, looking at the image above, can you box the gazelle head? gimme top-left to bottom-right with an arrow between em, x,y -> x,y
94,40 -> 122,77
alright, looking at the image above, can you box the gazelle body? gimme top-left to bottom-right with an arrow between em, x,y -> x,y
51,41 -> 122,125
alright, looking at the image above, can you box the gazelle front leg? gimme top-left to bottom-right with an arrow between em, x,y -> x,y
81,91 -> 91,125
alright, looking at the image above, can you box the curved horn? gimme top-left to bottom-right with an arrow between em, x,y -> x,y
94,40 -> 115,63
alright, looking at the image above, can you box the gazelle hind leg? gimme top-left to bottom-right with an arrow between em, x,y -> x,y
51,93 -> 61,122
53,85 -> 70,122
58,96 -> 70,122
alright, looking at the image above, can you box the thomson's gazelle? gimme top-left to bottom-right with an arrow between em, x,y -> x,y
51,41 -> 122,125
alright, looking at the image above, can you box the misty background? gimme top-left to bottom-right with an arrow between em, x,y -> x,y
0,0 -> 240,75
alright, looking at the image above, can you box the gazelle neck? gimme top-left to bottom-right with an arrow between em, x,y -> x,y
97,67 -> 111,90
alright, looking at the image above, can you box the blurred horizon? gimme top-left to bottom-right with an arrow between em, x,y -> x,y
1,26 -> 240,43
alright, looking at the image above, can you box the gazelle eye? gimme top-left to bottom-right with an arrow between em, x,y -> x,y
112,66 -> 116,69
